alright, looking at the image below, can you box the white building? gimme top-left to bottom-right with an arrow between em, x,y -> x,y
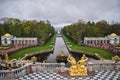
1,33 -> 38,46
84,33 -> 120,45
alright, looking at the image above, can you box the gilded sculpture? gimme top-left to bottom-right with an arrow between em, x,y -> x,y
112,55 -> 120,62
5,53 -> 9,64
67,54 -> 88,76
31,56 -> 37,64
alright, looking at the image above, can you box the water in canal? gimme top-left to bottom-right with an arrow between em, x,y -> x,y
46,36 -> 69,63
29,35 -> 96,63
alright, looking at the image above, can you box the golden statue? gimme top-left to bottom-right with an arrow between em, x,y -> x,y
67,55 -> 77,76
5,53 -> 9,64
100,57 -> 104,63
8,62 -> 12,71
112,55 -> 120,62
77,54 -> 88,76
67,55 -> 76,65
67,54 -> 88,76
42,60 -> 46,63
31,56 -> 37,64
57,50 -> 67,57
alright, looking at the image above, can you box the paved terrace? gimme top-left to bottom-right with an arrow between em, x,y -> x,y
0,60 -> 120,80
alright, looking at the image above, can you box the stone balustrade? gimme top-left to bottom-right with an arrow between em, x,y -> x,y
31,63 -> 64,72
0,63 -> 64,79
0,63 -> 30,79
0,60 -> 120,79
87,60 -> 120,72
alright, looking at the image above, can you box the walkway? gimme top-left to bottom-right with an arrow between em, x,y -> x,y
16,70 -> 120,80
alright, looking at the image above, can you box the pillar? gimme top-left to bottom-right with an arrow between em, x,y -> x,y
87,40 -> 89,44
60,63 -> 65,72
17,40 -> 19,44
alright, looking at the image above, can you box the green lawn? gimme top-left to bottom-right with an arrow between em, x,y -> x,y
8,35 -> 55,59
0,46 -> 11,50
64,35 -> 115,59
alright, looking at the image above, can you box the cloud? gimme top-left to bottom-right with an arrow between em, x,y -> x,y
0,0 -> 120,27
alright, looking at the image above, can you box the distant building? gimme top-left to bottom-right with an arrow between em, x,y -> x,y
1,33 -> 38,46
84,33 -> 120,45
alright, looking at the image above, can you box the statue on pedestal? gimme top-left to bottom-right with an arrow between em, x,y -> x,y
67,54 -> 88,76
112,55 -> 120,63
5,53 -> 9,67
67,55 -> 77,76
77,54 -> 88,76
31,56 -> 37,64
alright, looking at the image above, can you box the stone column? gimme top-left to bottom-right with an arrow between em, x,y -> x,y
106,40 -> 108,44
32,40 -> 34,45
92,40 -> 94,44
87,40 -> 89,44
15,40 -> 17,45
84,40 -> 86,44
23,40 -> 24,45
29,40 -> 31,45
16,40 -> 18,44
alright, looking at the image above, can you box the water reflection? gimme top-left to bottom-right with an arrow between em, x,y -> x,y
46,36 -> 69,63
26,36 -> 96,64
26,53 -> 51,62
70,53 -> 95,62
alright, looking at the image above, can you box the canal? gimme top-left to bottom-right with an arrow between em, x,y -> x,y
46,35 -> 69,63
30,34 -> 96,63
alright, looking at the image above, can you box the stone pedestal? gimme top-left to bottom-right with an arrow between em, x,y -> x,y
6,72 -> 14,79
31,65 -> 37,73
60,63 -> 65,72
87,62 -> 95,75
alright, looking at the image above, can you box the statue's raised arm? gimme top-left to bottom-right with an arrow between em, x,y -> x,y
67,55 -> 76,65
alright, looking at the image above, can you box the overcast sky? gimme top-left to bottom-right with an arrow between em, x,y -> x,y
0,0 -> 120,27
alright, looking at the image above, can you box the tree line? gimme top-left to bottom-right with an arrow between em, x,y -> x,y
0,18 -> 55,44
62,20 -> 120,44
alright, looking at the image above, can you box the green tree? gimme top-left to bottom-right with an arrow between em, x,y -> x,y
95,20 -> 110,37
0,24 -> 5,44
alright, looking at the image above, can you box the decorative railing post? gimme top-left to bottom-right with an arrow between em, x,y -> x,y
115,62 -> 120,70
87,62 -> 95,75
31,64 -> 37,73
60,63 -> 65,72
6,71 -> 14,79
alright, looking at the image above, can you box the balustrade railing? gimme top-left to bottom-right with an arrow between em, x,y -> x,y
0,63 -> 64,79
0,60 -> 119,79
87,60 -> 120,72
